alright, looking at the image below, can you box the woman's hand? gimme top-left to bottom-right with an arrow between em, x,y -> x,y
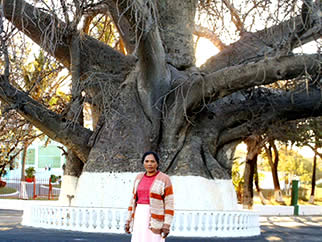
161,228 -> 170,238
124,224 -> 131,234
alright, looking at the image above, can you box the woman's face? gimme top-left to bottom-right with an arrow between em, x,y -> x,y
143,154 -> 158,174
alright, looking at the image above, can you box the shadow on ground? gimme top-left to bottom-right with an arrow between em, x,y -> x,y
0,210 -> 321,241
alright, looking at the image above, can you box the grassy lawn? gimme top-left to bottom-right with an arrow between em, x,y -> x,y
42,184 -> 61,188
253,186 -> 322,206
0,187 -> 17,195
34,197 -> 59,200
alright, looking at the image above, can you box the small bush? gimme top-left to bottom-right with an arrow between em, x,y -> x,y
25,167 -> 36,178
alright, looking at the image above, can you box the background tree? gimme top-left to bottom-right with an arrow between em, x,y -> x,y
284,118 -> 322,203
242,135 -> 265,208
0,0 -> 321,207
262,117 -> 322,203
243,135 -> 270,207
0,17 -> 70,180
232,158 -> 244,203
263,139 -> 285,202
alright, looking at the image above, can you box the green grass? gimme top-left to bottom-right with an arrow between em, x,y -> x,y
42,184 -> 61,188
0,187 -> 17,195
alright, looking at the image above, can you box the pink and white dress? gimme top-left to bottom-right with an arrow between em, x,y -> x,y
131,171 -> 165,242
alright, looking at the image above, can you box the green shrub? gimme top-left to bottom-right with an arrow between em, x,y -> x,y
25,167 -> 36,178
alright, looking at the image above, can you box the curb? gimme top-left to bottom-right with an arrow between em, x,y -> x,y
0,191 -> 19,197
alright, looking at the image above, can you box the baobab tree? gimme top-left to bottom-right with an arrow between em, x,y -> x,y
0,0 -> 321,209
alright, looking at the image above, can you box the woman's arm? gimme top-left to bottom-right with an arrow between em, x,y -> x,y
124,176 -> 139,233
161,177 -> 174,237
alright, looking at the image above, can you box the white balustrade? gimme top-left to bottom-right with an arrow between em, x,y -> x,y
22,205 -> 260,237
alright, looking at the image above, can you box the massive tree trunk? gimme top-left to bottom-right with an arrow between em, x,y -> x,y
1,0 -> 322,209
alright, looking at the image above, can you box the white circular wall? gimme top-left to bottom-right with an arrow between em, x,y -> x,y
65,172 -> 237,210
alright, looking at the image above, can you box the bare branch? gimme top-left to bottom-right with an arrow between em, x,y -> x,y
0,75 -> 92,162
0,5 -> 9,79
222,0 -> 245,33
201,3 -> 322,73
305,143 -> 322,158
59,0 -> 70,25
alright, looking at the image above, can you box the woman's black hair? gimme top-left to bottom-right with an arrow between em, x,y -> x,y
141,151 -> 160,165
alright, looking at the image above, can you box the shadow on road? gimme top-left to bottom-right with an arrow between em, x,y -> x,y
0,210 -> 321,242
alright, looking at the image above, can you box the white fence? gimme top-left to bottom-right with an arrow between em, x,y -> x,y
238,204 -> 322,216
22,205 -> 260,237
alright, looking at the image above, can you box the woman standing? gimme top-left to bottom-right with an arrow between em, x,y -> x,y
125,151 -> 174,242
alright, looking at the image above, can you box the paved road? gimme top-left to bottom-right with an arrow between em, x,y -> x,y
0,209 -> 321,242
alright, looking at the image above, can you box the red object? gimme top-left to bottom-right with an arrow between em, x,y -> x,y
48,178 -> 53,200
25,177 -> 37,199
25,177 -> 34,183
0,180 -> 6,188
136,172 -> 159,204
33,177 -> 37,199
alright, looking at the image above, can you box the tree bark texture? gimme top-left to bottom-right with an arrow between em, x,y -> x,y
265,141 -> 281,191
20,141 -> 28,181
242,135 -> 262,209
265,141 -> 284,202
1,0 -> 322,181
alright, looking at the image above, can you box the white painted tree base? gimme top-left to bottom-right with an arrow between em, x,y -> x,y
259,191 -> 269,205
58,175 -> 79,206
63,172 -> 238,210
274,190 -> 284,203
309,195 -> 314,204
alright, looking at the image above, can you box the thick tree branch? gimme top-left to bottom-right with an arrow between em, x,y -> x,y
216,86 -> 322,147
193,25 -> 226,50
0,75 -> 92,162
296,0 -> 321,45
3,0 -> 136,74
201,2 -> 322,73
162,54 -> 319,159
105,1 -> 170,125
187,54 -> 321,112
102,1 -> 136,53
83,1 -> 136,53
157,0 -> 198,68
136,31 -> 170,123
